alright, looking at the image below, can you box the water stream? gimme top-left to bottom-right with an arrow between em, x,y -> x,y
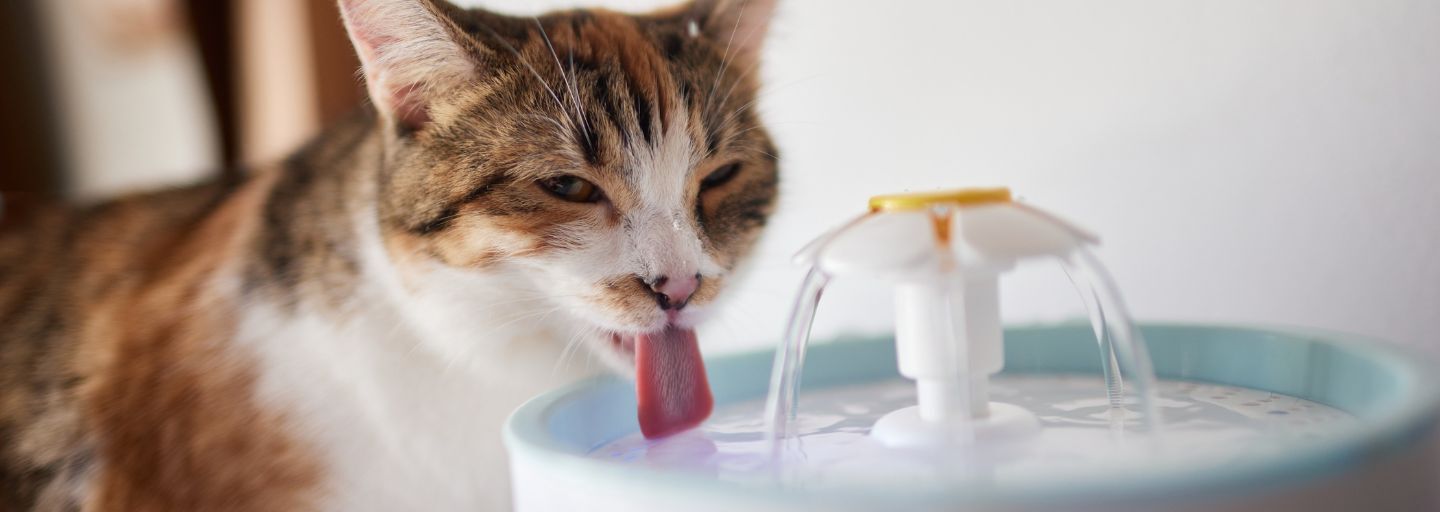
762,267 -> 831,444
762,247 -> 1165,446
1063,248 -> 1164,436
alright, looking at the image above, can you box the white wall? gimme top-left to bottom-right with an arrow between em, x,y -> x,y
471,0 -> 1440,355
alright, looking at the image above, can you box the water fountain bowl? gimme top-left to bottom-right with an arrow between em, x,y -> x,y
506,324 -> 1440,512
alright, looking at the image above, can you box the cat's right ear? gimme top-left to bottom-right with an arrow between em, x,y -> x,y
337,0 -> 480,132
689,0 -> 779,64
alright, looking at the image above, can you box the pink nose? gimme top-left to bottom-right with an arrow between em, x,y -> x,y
645,274 -> 700,311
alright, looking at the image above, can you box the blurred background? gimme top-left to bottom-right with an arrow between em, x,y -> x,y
2,0 -> 1437,356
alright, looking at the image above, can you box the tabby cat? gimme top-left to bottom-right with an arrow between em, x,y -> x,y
0,0 -> 779,509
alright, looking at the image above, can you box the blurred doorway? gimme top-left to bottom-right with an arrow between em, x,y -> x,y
0,0 -> 64,225
0,0 -> 365,218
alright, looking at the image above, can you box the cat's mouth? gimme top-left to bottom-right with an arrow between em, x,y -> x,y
598,310 -> 701,363
607,333 -> 637,358
601,326 -> 713,439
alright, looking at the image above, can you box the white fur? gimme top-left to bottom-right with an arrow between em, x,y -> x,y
237,206 -> 602,511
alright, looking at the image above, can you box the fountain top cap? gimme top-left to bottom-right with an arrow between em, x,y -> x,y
868,187 -> 1012,213
802,188 -> 1095,278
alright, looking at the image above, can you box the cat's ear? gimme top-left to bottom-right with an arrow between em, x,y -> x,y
337,0 -> 479,131
691,0 -> 779,62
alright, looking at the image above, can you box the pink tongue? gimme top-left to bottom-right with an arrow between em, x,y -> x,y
635,327 -> 713,439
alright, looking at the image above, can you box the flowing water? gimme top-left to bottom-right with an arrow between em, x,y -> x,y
761,267 -> 831,443
762,246 -> 1165,445
1062,248 -> 1164,436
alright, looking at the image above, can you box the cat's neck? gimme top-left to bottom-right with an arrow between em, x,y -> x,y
242,107 -> 386,313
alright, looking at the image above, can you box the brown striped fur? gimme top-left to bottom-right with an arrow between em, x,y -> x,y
0,0 -> 778,509
0,174 -> 322,511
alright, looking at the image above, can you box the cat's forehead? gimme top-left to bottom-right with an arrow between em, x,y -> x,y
448,9 -> 758,207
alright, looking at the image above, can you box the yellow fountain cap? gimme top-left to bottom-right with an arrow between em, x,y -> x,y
868,187 -> 1013,213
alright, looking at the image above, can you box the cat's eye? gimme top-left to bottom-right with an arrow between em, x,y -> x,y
539,176 -> 604,203
700,163 -> 742,191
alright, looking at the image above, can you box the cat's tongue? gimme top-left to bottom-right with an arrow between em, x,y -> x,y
634,326 -> 713,439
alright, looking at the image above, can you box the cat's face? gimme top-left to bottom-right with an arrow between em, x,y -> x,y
341,0 -> 778,369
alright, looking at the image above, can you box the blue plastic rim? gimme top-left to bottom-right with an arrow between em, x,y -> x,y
504,324 -> 1440,508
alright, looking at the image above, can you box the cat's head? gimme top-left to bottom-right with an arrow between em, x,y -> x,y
338,0 -> 779,370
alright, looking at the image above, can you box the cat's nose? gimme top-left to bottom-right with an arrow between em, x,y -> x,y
644,274 -> 701,311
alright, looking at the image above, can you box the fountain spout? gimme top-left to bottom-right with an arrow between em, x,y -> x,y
798,188 -> 1102,447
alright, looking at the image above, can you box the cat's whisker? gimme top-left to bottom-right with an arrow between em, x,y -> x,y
699,100 -> 763,161
707,18 -> 785,122
707,111 -> 807,161
403,336 -> 428,359
704,0 -> 747,119
380,313 -> 422,357
705,1 -> 776,123
534,18 -> 591,142
702,78 -> 818,161
552,324 -> 597,376
709,55 -> 764,121
439,305 -> 564,374
712,74 -> 819,137
735,145 -> 780,163
492,305 -> 564,328
724,73 -> 819,115
521,113 -> 573,140
569,48 -> 591,140
553,333 -> 582,375
472,21 -> 575,131
460,296 -> 563,316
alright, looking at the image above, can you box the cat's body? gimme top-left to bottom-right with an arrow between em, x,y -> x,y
0,1 -> 779,510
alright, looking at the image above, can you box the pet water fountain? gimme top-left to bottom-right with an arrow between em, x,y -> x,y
506,188 -> 1440,512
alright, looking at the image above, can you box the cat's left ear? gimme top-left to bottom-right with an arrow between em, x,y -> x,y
337,0 -> 482,131
689,0 -> 779,62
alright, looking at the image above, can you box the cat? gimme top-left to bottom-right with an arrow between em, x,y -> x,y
0,0 -> 779,510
